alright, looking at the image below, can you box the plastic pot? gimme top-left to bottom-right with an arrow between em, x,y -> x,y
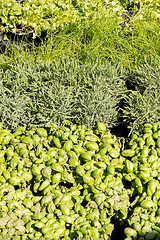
8,29 -> 34,42
0,40 -> 32,55
0,42 -> 6,54
0,32 -> 4,42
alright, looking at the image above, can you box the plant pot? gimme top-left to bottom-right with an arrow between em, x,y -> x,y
0,40 -> 32,55
8,29 -> 34,42
32,30 -> 49,46
16,0 -> 24,3
0,42 -> 6,54
0,31 -> 4,42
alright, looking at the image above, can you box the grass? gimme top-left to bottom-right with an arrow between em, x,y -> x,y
0,10 -> 160,73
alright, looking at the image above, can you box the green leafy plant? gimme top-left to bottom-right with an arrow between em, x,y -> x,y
0,0 -> 124,39
128,59 -> 160,92
122,87 -> 160,134
73,85 -> 119,129
1,0 -> 160,72
0,56 -> 126,131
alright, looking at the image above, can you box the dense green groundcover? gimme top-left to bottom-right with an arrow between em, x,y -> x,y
0,0 -> 160,72
0,121 -> 160,239
0,1 -> 160,238
0,0 -> 160,38
0,56 -> 160,135
0,57 -> 126,131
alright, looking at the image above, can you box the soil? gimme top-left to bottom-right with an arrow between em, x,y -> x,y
111,223 -> 126,240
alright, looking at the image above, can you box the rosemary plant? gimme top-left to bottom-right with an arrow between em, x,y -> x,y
122,87 -> 160,134
0,56 -> 126,131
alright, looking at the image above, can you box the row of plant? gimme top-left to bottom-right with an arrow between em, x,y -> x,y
0,56 -> 159,135
0,0 -> 125,39
0,0 -> 159,38
0,2 -> 159,239
0,120 -> 160,239
0,0 -> 160,72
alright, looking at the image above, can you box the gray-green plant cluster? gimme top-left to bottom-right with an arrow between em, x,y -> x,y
0,57 -> 126,131
122,60 -> 160,134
